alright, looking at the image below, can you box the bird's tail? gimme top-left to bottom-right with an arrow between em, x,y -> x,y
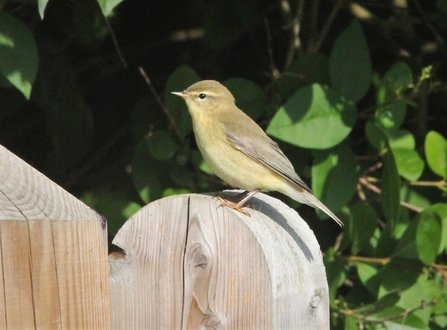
304,192 -> 343,227
284,185 -> 344,227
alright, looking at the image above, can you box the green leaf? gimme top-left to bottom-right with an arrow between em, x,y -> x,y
192,150 -> 214,175
375,229 -> 398,258
311,143 -> 358,216
381,147 -> 401,231
378,263 -> 420,295
357,262 -> 381,295
349,203 -> 378,255
329,19 -> 371,103
165,65 -> 201,137
375,101 -> 406,134
374,62 -> 413,135
277,53 -> 329,99
325,261 -> 346,303
0,12 -> 38,99
163,188 -> 190,197
392,148 -> 424,181
97,0 -> 124,16
131,139 -> 167,203
393,220 -> 419,260
423,203 -> 447,252
365,121 -> 387,150
223,78 -> 267,120
382,61 -> 413,93
83,191 -> 141,237
344,316 -> 360,330
389,130 -> 416,149
394,272 -> 436,326
147,130 -> 178,160
372,292 -> 401,314
267,83 -> 356,149
383,317 -> 425,329
433,314 -> 447,330
38,0 -> 49,19
416,211 -> 442,265
73,0 -> 108,47
400,185 -> 431,210
355,291 -> 400,315
370,129 -> 423,189
425,131 -> 447,179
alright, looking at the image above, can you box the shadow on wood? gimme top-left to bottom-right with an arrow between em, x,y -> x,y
109,192 -> 329,329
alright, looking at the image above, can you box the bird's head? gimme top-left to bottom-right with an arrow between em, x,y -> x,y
172,80 -> 235,115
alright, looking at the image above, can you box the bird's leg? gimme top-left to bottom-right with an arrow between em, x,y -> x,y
215,189 -> 261,216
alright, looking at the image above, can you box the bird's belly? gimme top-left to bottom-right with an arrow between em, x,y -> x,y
198,138 -> 281,192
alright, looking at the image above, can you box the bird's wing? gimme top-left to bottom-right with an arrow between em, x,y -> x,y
223,119 -> 312,193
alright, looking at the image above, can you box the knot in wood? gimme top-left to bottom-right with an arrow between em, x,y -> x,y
202,314 -> 223,329
310,294 -> 321,308
189,243 -> 210,272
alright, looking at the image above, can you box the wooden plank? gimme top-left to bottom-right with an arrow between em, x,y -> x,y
109,195 -> 190,329
0,221 -> 35,329
0,145 -> 102,221
27,220 -> 61,328
0,229 -> 6,330
0,145 -> 110,329
52,220 -> 109,329
183,194 -> 274,329
233,192 -> 330,329
109,192 -> 329,329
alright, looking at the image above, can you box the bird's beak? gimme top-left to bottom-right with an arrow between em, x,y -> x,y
171,91 -> 189,99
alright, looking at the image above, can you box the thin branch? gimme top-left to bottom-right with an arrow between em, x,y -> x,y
264,18 -> 280,81
103,16 -> 128,68
409,180 -> 447,188
399,201 -> 423,213
283,0 -> 305,69
345,255 -> 391,265
341,255 -> 447,273
311,0 -> 346,53
359,177 -> 424,213
432,263 -> 447,272
138,66 -> 184,143
412,0 -> 444,44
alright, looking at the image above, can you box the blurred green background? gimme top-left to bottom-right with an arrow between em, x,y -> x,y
1,0 -> 447,328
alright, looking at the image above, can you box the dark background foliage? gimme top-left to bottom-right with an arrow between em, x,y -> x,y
1,0 -> 447,328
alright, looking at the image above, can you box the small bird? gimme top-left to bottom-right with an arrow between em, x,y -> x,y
172,80 -> 343,226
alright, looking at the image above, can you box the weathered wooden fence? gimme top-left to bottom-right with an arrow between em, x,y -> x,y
0,144 -> 329,329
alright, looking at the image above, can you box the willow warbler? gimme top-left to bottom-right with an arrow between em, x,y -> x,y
172,80 -> 343,226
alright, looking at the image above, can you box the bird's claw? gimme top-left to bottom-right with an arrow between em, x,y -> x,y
215,196 -> 250,216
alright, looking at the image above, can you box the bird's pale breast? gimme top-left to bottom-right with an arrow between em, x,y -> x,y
192,113 -> 285,192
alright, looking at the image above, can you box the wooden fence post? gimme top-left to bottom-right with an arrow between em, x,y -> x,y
109,191 -> 329,329
0,144 -> 329,329
0,145 -> 109,329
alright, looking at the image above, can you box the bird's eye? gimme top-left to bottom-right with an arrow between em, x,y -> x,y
198,93 -> 207,99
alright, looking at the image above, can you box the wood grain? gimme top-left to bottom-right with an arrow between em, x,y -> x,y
0,144 -> 109,329
0,143 -> 329,329
109,191 -> 329,329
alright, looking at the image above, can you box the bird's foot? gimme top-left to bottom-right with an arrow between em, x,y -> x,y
214,196 -> 250,216
212,189 -> 262,216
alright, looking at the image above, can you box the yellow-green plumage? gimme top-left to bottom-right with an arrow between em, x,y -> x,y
172,80 -> 343,226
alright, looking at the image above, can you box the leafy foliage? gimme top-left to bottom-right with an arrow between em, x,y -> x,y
1,0 -> 447,328
0,11 -> 38,99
